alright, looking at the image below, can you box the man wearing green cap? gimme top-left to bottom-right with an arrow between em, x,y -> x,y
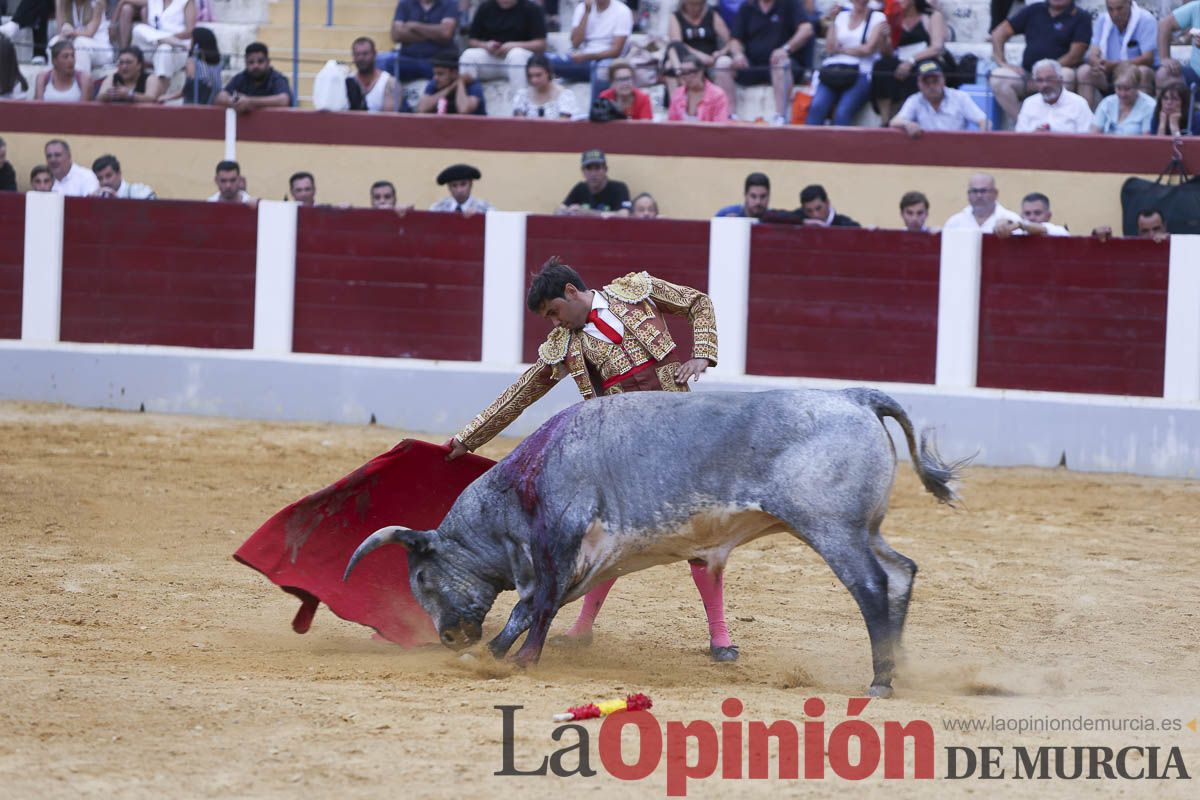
557,149 -> 632,218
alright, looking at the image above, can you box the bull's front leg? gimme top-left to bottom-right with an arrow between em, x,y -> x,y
510,570 -> 568,667
510,602 -> 561,668
488,598 -> 534,659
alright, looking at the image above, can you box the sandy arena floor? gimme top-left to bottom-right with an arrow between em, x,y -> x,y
0,401 -> 1197,798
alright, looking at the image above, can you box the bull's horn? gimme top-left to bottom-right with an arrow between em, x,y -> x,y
343,525 -> 410,582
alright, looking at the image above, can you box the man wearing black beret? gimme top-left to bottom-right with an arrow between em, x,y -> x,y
430,163 -> 495,215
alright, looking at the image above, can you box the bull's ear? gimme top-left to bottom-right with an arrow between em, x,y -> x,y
398,529 -> 436,555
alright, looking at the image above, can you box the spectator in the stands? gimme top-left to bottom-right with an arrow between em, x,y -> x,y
460,0 -> 546,90
97,46 -> 161,103
989,0 -> 1091,128
632,192 -> 659,219
1076,0 -> 1157,111
943,172 -> 1022,233
1136,207 -> 1169,242
370,180 -> 397,208
0,0 -> 53,64
1020,192 -> 1069,236
668,53 -> 731,122
663,0 -> 732,101
45,138 -> 99,196
289,172 -> 316,206
0,33 -> 30,99
157,25 -> 221,104
348,37 -> 400,112
549,0 -> 633,100
0,137 -> 14,191
807,0 -> 887,127
386,0 -> 458,81
1090,62 -> 1155,135
431,163 -> 493,215
30,164 -> 55,191
92,153 -> 156,199
215,42 -> 293,113
1157,0 -> 1200,91
208,160 -> 254,204
598,58 -> 652,119
46,0 -> 114,75
993,191 -> 1070,236
1150,81 -> 1193,136
1096,206 -> 1171,242
725,0 -> 815,126
1015,58 -> 1093,133
871,0 -> 946,125
890,58 -> 989,136
796,184 -> 860,227
34,40 -> 93,102
899,190 -> 932,232
715,172 -> 770,218
557,148 -> 631,217
129,0 -> 196,98
417,49 -> 485,114
511,53 -> 577,118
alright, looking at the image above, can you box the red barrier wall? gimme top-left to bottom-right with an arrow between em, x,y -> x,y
0,193 -> 23,339
746,226 -> 941,382
293,209 -> 485,360
521,215 -> 710,365
978,237 -> 1169,397
60,198 -> 256,348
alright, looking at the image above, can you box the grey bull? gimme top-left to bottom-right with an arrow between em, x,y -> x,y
344,388 -> 966,696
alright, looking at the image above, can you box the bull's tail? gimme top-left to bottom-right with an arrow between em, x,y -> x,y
343,525 -> 409,583
846,388 -> 971,506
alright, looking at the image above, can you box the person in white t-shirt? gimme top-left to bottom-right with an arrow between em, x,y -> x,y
548,0 -> 632,101
943,172 -> 1023,233
45,138 -> 100,197
207,159 -> 256,205
1015,58 -> 1094,133
92,154 -> 157,199
994,192 -> 1071,237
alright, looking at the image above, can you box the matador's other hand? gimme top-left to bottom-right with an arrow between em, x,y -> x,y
674,358 -> 710,384
444,437 -> 469,461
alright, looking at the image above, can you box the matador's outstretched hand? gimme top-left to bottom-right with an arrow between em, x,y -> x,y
674,358 -> 710,385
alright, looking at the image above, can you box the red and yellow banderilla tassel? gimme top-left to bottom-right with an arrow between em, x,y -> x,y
552,693 -> 653,722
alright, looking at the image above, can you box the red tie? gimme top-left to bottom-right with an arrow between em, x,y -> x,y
587,309 -> 623,344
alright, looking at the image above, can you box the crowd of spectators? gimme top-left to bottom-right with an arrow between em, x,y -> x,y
1,0 -> 1198,133
0,134 -> 1182,244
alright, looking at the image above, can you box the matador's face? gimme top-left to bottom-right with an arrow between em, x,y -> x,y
537,284 -> 591,331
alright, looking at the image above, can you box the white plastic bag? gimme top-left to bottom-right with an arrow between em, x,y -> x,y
312,60 -> 349,111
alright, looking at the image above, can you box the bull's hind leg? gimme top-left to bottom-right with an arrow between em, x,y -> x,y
790,523 -> 898,697
870,529 -> 917,646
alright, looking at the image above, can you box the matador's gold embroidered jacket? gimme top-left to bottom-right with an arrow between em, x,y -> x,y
455,271 -> 718,451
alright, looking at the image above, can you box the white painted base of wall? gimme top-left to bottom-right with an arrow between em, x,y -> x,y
2,341 -> 1196,479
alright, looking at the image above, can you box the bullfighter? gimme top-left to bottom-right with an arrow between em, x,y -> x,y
444,257 -> 739,661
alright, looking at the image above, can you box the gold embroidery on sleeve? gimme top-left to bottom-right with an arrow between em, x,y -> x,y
647,275 -> 719,365
456,361 -> 558,450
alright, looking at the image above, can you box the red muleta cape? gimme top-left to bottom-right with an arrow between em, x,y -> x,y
234,439 -> 495,646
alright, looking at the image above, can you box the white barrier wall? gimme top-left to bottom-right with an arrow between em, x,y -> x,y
2,193 -> 1198,478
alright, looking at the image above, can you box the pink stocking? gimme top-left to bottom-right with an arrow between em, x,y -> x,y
566,576 -> 617,636
689,560 -> 732,648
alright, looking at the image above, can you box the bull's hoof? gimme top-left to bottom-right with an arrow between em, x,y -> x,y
710,644 -> 740,663
868,684 -> 894,699
509,650 -> 539,669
